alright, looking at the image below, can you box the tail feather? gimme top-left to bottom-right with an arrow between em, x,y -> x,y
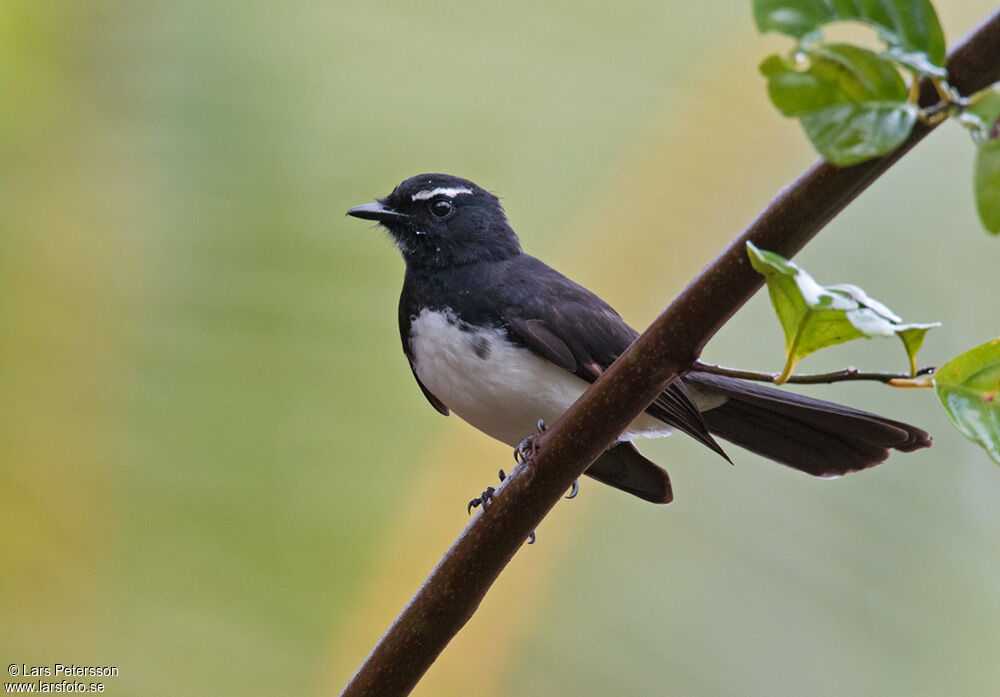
684,372 -> 932,477
585,442 -> 673,504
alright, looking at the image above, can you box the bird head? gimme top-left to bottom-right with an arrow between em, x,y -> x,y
347,174 -> 522,267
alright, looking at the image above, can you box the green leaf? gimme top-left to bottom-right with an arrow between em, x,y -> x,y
763,54 -> 844,116
975,141 -> 1000,234
759,53 -> 792,77
881,47 -> 948,79
832,0 -> 946,67
934,338 -> 1000,464
823,283 -> 939,376
800,102 -> 918,165
762,44 -> 918,165
746,242 -> 939,382
898,325 -> 936,376
967,86 -> 1000,234
752,0 -> 946,72
753,0 -> 833,38
965,86 -> 1000,142
813,45 -> 910,101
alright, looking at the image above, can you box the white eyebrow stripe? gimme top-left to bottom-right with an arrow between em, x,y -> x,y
411,186 -> 473,201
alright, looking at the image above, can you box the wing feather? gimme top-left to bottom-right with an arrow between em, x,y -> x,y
495,256 -> 725,457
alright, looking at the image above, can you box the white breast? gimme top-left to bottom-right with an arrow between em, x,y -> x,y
407,308 -> 673,447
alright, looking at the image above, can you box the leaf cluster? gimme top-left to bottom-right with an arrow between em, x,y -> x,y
753,0 -> 1000,232
748,243 -> 1000,464
746,242 -> 937,382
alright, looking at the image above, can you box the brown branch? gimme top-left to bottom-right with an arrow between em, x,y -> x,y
691,361 -> 936,384
339,11 -> 1000,697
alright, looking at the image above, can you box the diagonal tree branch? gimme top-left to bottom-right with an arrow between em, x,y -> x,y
339,11 -> 1000,697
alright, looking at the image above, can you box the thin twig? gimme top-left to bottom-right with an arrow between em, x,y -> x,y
691,361 -> 936,384
918,92 -> 970,125
339,11 -> 1000,697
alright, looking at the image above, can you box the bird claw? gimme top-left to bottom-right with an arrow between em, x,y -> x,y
467,486 -> 496,514
514,419 -> 547,465
512,421 -> 577,500
467,468 -> 537,544
566,479 -> 579,499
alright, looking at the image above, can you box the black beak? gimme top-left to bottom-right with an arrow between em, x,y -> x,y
346,201 -> 410,222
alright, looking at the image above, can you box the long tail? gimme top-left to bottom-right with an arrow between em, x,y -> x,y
684,372 -> 932,477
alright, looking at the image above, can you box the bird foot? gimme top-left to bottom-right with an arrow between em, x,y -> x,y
467,485 -> 496,515
514,418 -> 548,465
512,420 -> 579,500
467,469 -> 536,544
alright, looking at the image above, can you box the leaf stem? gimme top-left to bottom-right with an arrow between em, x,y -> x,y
692,361 -> 936,385
918,79 -> 971,125
775,308 -> 811,384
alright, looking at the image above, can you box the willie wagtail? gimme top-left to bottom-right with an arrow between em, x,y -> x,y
347,174 -> 931,504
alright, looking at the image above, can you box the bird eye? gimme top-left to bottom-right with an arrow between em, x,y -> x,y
429,199 -> 454,219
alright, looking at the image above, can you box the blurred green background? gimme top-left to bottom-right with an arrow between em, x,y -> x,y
2,1 -> 999,695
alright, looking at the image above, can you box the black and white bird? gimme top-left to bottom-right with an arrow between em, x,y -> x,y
347,173 -> 931,504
